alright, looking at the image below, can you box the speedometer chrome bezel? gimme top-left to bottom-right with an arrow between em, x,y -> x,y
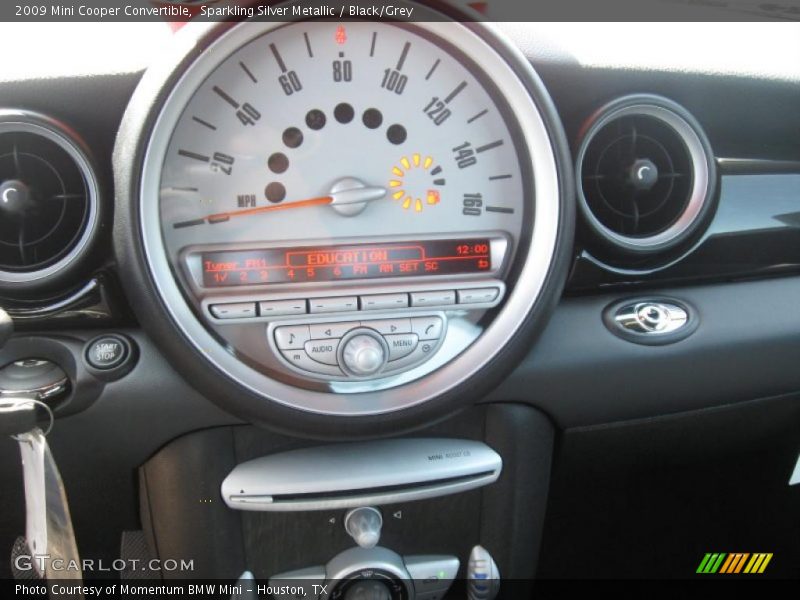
129,16 -> 566,420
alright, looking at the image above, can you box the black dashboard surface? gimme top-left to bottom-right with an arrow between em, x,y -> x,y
0,22 -> 798,422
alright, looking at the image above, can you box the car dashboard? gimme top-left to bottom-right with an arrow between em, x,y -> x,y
0,14 -> 799,587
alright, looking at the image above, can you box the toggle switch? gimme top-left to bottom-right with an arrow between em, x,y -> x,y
344,506 -> 383,549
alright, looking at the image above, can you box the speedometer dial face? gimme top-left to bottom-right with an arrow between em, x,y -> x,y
159,21 -> 526,269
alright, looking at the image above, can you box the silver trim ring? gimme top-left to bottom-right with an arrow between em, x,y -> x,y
137,20 -> 562,417
576,101 -> 712,251
0,110 -> 100,285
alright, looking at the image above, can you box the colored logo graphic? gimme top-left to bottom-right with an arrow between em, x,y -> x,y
696,553 -> 773,574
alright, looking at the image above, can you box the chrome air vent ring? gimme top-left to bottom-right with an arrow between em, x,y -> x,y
576,94 -> 716,255
0,110 -> 101,291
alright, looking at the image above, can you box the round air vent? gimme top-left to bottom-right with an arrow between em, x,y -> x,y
0,110 -> 100,290
576,95 -> 716,255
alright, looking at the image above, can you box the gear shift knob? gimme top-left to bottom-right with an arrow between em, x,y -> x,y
0,307 -> 11,351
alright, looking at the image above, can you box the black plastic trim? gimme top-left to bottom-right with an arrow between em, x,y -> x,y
488,275 -> 800,428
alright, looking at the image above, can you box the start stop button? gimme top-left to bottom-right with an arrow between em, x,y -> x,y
85,335 -> 131,370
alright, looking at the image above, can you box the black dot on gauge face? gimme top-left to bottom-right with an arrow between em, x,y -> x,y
362,108 -> 383,129
334,103 -> 355,124
265,182 -> 286,203
386,124 -> 407,145
268,152 -> 289,174
282,127 -> 303,149
305,109 -> 326,130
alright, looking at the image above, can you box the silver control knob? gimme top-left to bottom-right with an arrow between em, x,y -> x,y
340,332 -> 387,377
344,506 -> 383,549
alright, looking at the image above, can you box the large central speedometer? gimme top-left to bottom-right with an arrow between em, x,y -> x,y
160,21 -> 523,269
115,7 -> 572,433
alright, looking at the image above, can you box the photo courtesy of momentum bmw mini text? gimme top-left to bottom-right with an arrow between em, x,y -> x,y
0,0 -> 798,598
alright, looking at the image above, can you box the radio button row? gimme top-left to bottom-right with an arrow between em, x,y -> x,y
210,302 -> 257,320
410,291 -> 456,308
361,293 -> 409,311
309,322 -> 353,340
457,287 -> 500,305
212,285 -> 501,322
360,318 -> 412,336
281,349 -> 344,377
273,317 -> 444,379
274,325 -> 311,350
411,316 -> 444,341
385,333 -> 419,360
259,299 -> 307,317
309,296 -> 359,314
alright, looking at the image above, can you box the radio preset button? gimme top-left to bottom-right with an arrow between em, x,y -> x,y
309,296 -> 359,314
259,299 -> 307,317
411,316 -> 444,340
457,287 -> 500,305
274,325 -> 311,350
304,340 -> 341,366
385,333 -> 419,360
410,291 -> 456,307
384,341 -> 438,373
360,293 -> 409,311
281,349 -> 344,377
210,302 -> 257,320
309,322 -> 354,340
360,318 -> 412,335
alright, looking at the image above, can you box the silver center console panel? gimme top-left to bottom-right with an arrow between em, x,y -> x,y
221,438 -> 502,512
221,438 -> 502,599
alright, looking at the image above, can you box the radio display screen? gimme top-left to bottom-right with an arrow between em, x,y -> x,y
201,239 -> 492,287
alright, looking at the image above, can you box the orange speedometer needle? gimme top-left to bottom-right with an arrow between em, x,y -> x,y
173,196 -> 332,229
172,184 -> 387,229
